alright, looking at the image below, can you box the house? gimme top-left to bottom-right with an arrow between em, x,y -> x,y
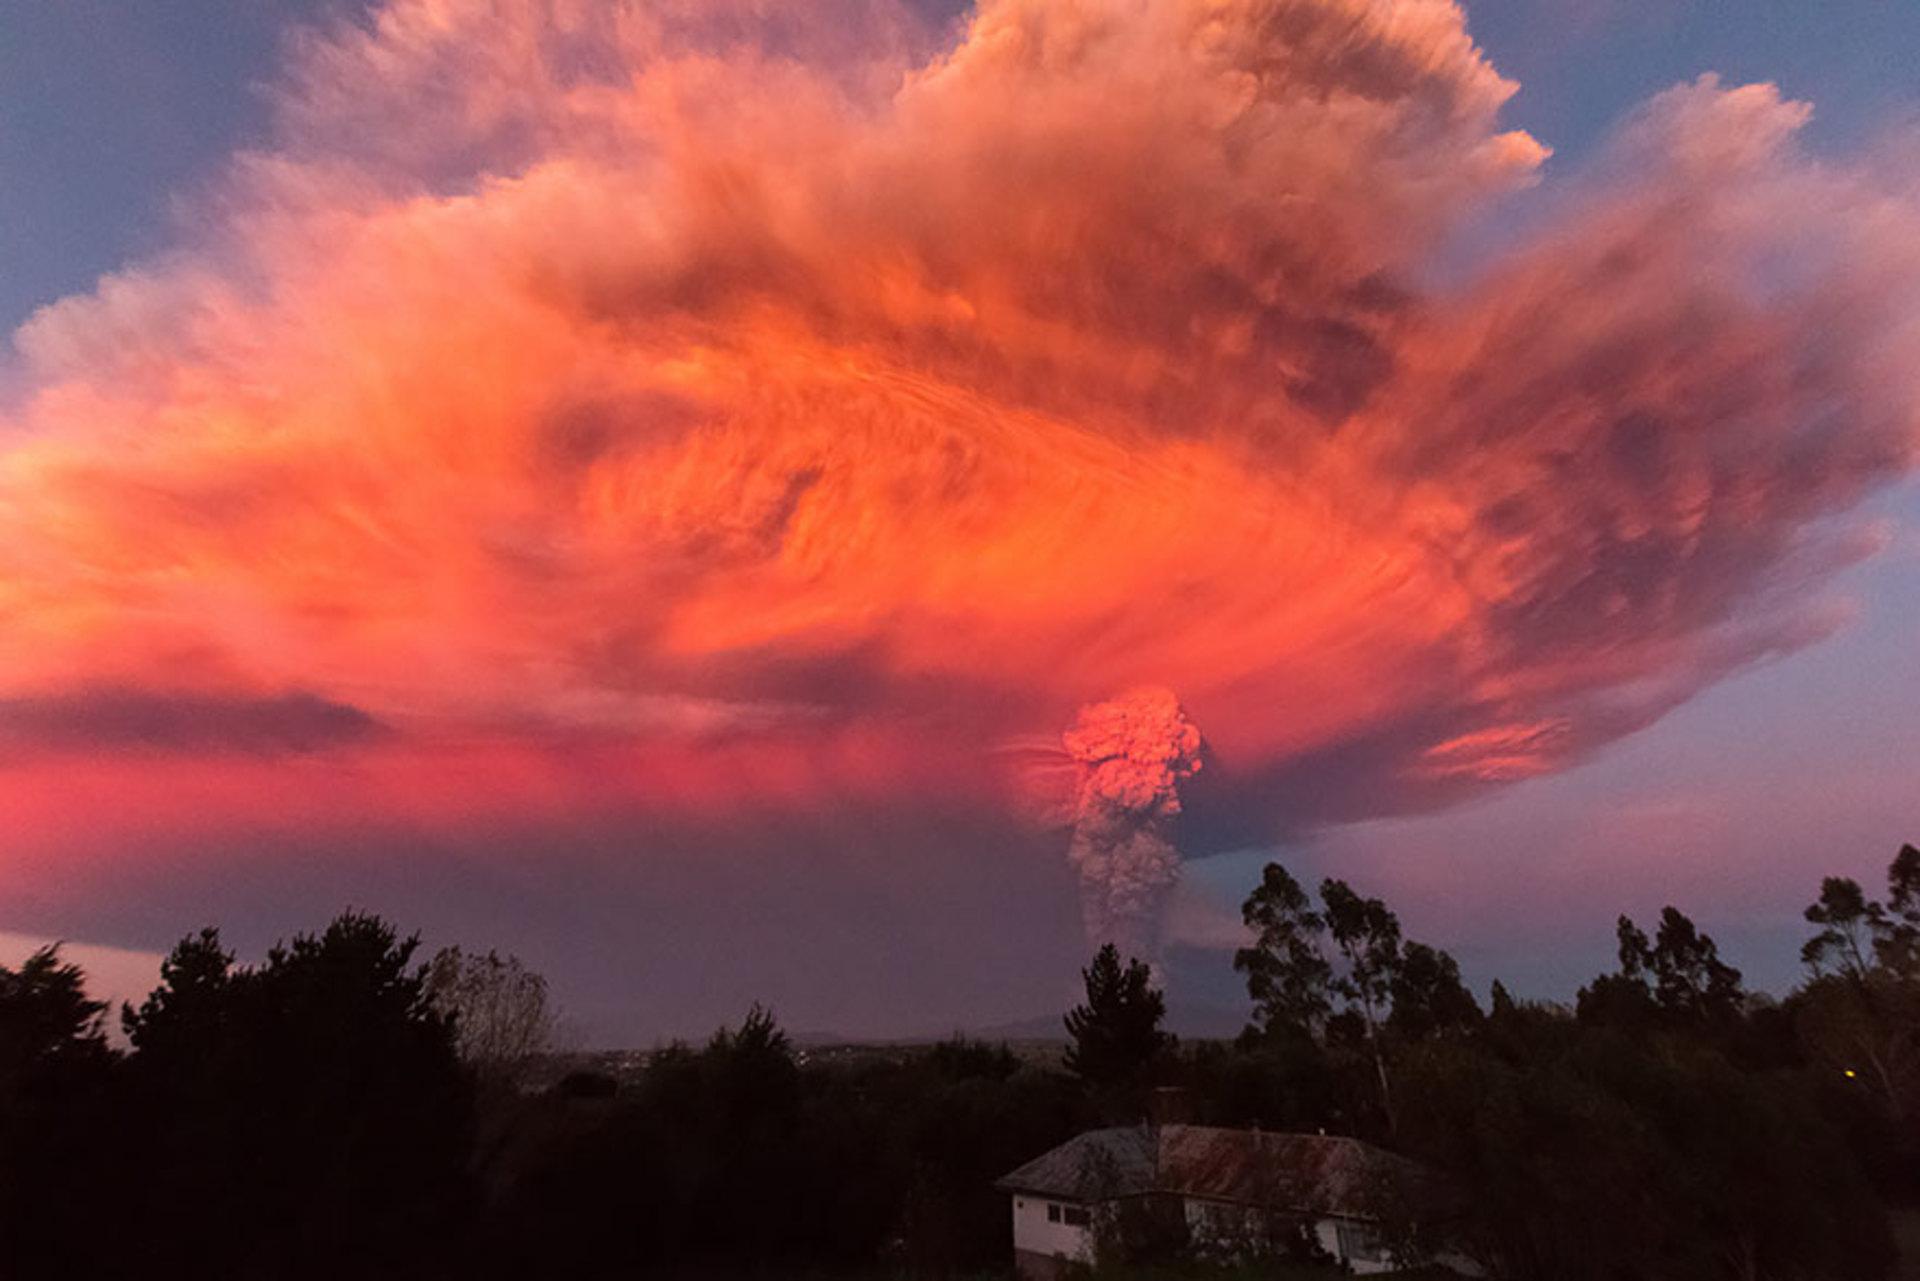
996,1123 -> 1452,1278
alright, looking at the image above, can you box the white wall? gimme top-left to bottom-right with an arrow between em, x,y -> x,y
1014,1195 -> 1410,1276
1180,1199 -> 1396,1276
1010,1195 -> 1093,1264
1313,1217 -> 1396,1276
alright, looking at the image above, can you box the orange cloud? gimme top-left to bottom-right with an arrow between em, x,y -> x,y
1,2 -> 1915,882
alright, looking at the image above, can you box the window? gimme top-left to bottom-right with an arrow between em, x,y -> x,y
1062,1206 -> 1092,1228
1336,1222 -> 1388,1264
1047,1203 -> 1061,1223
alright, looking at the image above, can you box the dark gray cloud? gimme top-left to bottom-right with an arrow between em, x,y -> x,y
0,688 -> 388,756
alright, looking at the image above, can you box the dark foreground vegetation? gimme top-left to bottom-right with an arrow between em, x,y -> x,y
2,847 -> 1918,1280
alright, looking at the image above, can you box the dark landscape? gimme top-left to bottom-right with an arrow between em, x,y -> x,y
6,848 -> 1920,1278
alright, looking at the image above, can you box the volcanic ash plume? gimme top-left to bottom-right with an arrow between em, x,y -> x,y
4,0 -> 1920,895
1063,689 -> 1204,962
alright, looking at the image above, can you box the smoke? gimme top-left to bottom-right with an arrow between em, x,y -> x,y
1062,688 -> 1203,961
1,0 -> 1918,959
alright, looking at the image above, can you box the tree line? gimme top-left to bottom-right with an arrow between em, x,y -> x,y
1063,853 -> 1920,1279
0,848 -> 1915,1279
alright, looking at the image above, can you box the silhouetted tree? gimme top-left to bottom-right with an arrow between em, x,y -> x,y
1064,944 -> 1171,1088
121,926 -> 234,1057
1579,907 -> 1743,1032
124,913 -> 472,1279
1876,844 -> 1920,977
0,946 -> 127,1280
423,945 -> 556,1091
1179,1035 -> 1346,1133
1805,877 -> 1884,981
1648,906 -> 1744,1023
0,946 -> 111,1086
1805,845 -> 1920,982
478,1003 -> 923,1276
1399,1016 -> 1895,1281
1321,878 -> 1403,1131
925,1035 -> 1020,1081
1389,941 -> 1482,1042
1794,847 -> 1920,1126
1235,865 -> 1449,1130
1577,915 -> 1661,1029
885,1040 -> 1086,1275
1235,862 -> 1332,1043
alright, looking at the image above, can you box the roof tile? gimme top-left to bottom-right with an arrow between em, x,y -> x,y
995,1125 -> 1431,1221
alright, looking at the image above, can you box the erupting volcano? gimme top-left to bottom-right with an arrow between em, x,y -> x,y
1063,689 -> 1205,963
1,0 -> 1917,1030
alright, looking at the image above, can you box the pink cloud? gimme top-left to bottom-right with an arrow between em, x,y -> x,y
0,2 -> 1915,960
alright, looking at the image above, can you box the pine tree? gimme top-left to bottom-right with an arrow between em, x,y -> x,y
1063,944 -> 1171,1087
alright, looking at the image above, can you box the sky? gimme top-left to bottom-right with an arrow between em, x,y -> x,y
1,0 -> 1917,1043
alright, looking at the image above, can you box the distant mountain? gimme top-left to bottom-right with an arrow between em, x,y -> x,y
577,1002 -> 1250,1055
915,1000 -> 1247,1045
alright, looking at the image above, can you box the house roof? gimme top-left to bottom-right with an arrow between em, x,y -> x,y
994,1125 -> 1434,1222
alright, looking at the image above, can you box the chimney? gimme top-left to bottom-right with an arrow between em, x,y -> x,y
1147,1086 -> 1194,1127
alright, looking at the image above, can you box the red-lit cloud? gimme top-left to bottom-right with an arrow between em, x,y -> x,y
2,0 -> 1916,934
